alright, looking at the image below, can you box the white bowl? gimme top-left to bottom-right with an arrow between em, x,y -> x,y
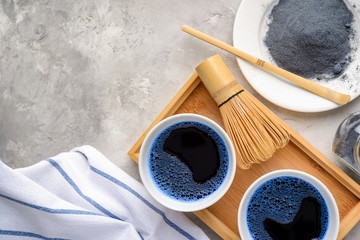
139,113 -> 236,212
238,170 -> 339,239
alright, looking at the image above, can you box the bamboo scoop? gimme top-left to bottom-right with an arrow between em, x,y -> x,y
182,25 -> 351,105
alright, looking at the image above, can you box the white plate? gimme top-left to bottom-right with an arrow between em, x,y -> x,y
233,0 -> 360,112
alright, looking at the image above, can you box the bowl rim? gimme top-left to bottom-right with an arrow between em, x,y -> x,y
139,113 -> 236,212
238,169 -> 340,239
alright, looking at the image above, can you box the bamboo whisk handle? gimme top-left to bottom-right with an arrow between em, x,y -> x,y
182,25 -> 351,105
196,55 -> 243,106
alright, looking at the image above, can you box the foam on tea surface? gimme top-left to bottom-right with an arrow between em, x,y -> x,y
247,176 -> 329,240
149,121 -> 229,202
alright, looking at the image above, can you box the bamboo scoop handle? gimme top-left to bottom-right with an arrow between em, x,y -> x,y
181,25 -> 351,105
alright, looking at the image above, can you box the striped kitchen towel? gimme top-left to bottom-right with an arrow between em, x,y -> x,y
0,145 -> 209,240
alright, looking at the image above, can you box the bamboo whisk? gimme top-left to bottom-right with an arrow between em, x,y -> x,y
196,55 -> 290,169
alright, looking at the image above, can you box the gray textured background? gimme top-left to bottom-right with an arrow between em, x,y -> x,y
1,0 -> 360,239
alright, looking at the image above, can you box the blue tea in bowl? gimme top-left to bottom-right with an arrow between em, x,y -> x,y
148,120 -> 229,202
246,176 -> 329,240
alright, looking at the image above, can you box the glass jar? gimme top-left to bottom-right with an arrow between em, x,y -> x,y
332,111 -> 360,175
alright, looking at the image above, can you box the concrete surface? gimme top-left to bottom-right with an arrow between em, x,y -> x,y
1,0 -> 360,239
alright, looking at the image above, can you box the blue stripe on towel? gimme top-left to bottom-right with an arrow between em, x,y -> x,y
74,151 -> 194,240
46,159 -> 121,221
46,159 -> 144,240
0,230 -> 69,240
89,165 -> 195,240
0,194 -> 102,216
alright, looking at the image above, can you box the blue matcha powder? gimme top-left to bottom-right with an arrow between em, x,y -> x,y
265,0 -> 355,80
149,121 -> 229,202
247,176 -> 329,240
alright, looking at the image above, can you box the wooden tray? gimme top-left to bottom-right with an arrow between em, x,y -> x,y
128,73 -> 360,240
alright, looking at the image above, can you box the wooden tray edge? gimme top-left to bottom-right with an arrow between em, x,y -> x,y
127,72 -> 200,162
194,210 -> 241,240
